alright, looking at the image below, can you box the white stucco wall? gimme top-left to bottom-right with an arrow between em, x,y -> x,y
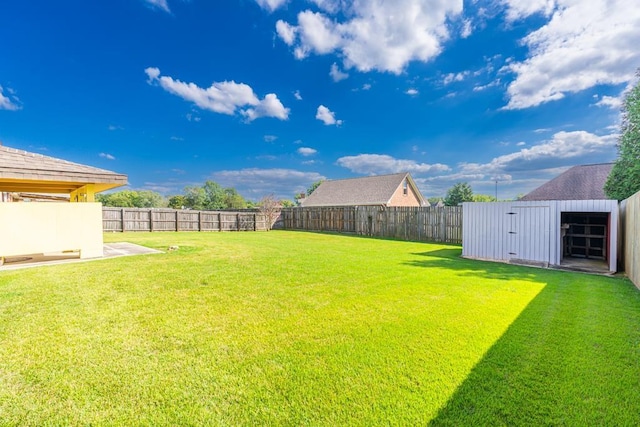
0,202 -> 103,259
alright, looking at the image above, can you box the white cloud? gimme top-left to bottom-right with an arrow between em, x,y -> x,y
276,0 -> 464,74
145,67 -> 289,121
460,19 -> 473,38
211,168 -> 326,199
330,62 -> 349,82
264,135 -> 278,142
501,0 -> 556,22
595,95 -> 623,110
256,0 -> 288,12
144,0 -> 170,13
293,90 -> 303,100
362,83 -> 372,90
297,147 -> 317,156
256,155 -> 278,161
99,152 -> 116,160
443,71 -> 469,85
241,93 -> 290,121
502,0 -> 640,109
472,80 -> 500,92
170,136 -> 184,141
405,88 -> 419,96
0,86 -> 20,111
316,105 -> 342,126
186,113 -> 201,122
459,130 -> 617,175
276,20 -> 297,45
336,154 -> 451,175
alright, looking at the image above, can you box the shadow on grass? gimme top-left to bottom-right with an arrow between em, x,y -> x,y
405,249 -> 640,425
406,248 -> 544,283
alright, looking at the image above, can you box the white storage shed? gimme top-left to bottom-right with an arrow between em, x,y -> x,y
462,200 -> 619,273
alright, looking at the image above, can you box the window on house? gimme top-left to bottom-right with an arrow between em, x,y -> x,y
403,180 -> 408,196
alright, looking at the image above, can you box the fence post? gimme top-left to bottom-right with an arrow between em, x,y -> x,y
219,213 -> 223,232
149,209 -> 154,232
121,208 -> 126,232
176,210 -> 179,232
198,211 -> 202,231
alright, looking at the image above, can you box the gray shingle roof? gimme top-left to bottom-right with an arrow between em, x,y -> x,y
301,172 -> 425,207
0,145 -> 128,193
521,163 -> 613,201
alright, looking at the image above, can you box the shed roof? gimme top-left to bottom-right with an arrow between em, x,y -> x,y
520,163 -> 613,201
0,145 -> 128,193
301,172 -> 426,207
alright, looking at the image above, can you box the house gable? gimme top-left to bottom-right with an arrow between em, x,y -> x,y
302,172 -> 426,207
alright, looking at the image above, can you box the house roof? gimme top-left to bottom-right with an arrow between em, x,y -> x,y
0,145 -> 128,193
520,163 -> 614,201
301,172 -> 427,207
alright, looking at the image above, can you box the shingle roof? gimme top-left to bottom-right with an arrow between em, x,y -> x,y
301,172 -> 426,207
0,145 -> 128,193
520,163 -> 613,201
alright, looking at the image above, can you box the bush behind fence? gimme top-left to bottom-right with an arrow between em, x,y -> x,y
280,206 -> 462,244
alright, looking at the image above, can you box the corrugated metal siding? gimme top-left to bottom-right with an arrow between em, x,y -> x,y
463,200 -> 618,272
463,202 -> 513,261
510,205 -> 551,264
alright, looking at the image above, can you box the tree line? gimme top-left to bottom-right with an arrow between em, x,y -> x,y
97,181 -> 295,209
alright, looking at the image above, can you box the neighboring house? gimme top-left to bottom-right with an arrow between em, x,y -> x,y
301,172 -> 427,207
520,163 -> 614,201
0,144 -> 127,264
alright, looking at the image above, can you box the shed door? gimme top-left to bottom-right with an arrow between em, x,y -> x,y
508,206 -> 551,264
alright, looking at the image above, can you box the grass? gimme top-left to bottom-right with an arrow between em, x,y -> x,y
0,231 -> 639,425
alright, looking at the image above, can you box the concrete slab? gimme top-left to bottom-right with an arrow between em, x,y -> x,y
0,242 -> 162,271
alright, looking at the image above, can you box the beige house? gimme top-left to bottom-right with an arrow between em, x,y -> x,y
301,172 -> 427,207
0,144 -> 127,265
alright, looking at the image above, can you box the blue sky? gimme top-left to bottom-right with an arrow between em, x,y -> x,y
1,0 -> 638,201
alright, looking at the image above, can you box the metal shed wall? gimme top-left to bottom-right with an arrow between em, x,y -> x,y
462,200 -> 618,272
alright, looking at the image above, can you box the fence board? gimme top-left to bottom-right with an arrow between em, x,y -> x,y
623,191 -> 640,288
280,206 -> 462,244
103,207 -> 269,232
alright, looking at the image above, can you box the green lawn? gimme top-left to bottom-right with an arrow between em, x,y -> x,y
1,231 -> 639,425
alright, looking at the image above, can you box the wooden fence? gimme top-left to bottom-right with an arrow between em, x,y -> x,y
621,191 -> 640,288
280,206 -> 462,244
103,207 -> 269,232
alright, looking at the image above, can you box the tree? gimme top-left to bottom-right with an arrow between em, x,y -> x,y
202,180 -> 226,210
427,197 -> 444,205
223,188 -> 247,209
444,182 -> 474,206
280,199 -> 295,208
472,194 -> 497,202
134,190 -> 166,207
168,195 -> 187,209
97,190 -> 165,208
183,186 -> 206,210
605,74 -> 640,200
306,180 -> 324,196
258,194 -> 281,231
